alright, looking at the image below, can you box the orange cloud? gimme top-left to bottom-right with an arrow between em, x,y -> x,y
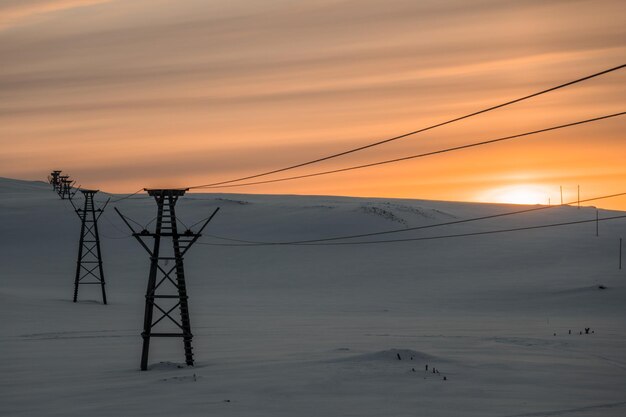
0,0 -> 111,29
0,0 -> 624,208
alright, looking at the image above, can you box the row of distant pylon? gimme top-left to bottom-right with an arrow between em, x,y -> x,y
48,170 -> 78,200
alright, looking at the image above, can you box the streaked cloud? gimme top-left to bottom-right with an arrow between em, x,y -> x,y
0,0 -> 112,29
0,0 -> 624,207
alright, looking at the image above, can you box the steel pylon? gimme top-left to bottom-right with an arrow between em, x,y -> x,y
59,176 -> 73,200
72,189 -> 109,304
49,170 -> 62,191
116,189 -> 219,371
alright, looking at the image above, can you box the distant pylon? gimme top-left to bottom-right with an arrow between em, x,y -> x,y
58,175 -> 69,197
72,189 -> 109,304
116,189 -> 219,371
49,170 -> 62,191
59,176 -> 73,199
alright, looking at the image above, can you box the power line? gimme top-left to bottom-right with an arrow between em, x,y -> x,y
306,214 -> 626,246
188,64 -> 625,189
198,191 -> 626,246
192,112 -> 625,189
203,191 -> 626,245
198,214 -> 626,247
189,213 -> 220,229
100,232 -> 133,240
115,210 -> 145,230
298,214 -> 626,246
110,188 -> 146,203
100,212 -> 134,238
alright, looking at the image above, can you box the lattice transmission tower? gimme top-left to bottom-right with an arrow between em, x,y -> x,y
71,189 -> 109,304
49,170 -> 62,191
58,176 -> 74,200
116,189 -> 219,370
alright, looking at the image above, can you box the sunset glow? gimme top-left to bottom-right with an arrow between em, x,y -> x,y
0,1 -> 624,208
479,185 -> 553,206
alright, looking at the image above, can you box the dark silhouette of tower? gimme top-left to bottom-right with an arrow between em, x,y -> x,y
59,176 -> 73,199
72,189 -> 108,304
116,189 -> 219,370
49,170 -> 62,191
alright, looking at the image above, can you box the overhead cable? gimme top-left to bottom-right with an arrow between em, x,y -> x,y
188,64 -> 625,189
194,112 -> 625,189
198,214 -> 626,247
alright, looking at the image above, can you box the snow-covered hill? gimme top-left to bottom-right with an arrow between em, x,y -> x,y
1,177 -> 625,416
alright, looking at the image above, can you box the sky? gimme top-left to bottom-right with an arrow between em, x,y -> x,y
1,0 -> 625,208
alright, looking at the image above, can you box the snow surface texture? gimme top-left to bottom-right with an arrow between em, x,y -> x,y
1,177 -> 625,416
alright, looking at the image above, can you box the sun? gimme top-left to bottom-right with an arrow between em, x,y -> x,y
480,185 -> 550,205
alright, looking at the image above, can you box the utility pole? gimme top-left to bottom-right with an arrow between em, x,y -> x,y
116,189 -> 219,371
577,185 -> 580,209
72,190 -> 109,304
560,186 -> 563,205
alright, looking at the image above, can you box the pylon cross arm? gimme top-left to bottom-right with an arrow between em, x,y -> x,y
179,208 -> 220,256
95,198 -> 111,221
132,235 -> 156,257
114,207 -> 155,256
